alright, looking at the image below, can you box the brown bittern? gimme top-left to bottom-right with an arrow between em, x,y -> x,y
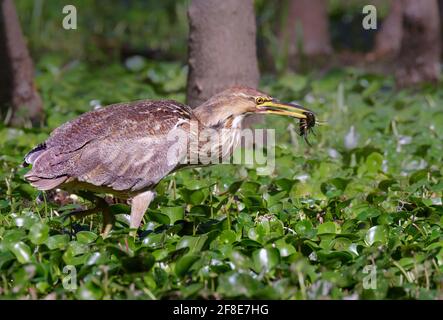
23,87 -> 315,234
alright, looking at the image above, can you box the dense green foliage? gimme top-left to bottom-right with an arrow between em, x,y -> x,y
1,56 -> 442,299
1,0 -> 442,300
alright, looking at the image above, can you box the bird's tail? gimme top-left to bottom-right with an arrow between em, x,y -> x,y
23,143 -> 47,167
25,175 -> 68,191
23,143 -> 68,190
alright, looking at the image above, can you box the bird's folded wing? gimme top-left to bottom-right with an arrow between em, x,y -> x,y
24,100 -> 193,191
74,133 -> 188,191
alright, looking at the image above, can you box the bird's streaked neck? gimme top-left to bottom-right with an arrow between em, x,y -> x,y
194,103 -> 246,129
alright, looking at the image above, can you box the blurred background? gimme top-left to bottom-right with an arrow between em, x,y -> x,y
1,0 -> 441,126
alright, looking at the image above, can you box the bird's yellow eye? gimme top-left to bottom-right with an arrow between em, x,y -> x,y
256,97 -> 266,104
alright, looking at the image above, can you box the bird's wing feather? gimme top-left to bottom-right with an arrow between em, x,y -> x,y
24,100 -> 194,192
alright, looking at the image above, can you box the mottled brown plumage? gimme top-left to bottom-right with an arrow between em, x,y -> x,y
25,100 -> 194,195
23,87 -> 315,234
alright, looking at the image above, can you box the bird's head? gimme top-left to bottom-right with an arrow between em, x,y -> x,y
194,86 -> 315,132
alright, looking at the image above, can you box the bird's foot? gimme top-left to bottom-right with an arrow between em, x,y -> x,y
60,198 -> 116,237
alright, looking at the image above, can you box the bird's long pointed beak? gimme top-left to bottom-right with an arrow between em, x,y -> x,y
257,100 -> 313,119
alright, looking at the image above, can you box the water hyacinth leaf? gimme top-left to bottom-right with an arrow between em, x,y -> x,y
63,241 -> 89,263
275,239 -> 296,257
179,188 -> 208,205
76,231 -> 98,244
181,283 -> 204,298
0,199 -> 9,209
240,181 -> 261,195
236,239 -> 262,250
142,233 -> 164,248
160,206 -> 184,224
76,281 -> 103,300
317,222 -> 339,235
10,242 -> 32,264
2,230 -> 27,248
149,211 -> 170,225
175,254 -> 200,277
365,152 -> 384,174
219,230 -> 237,244
365,226 -> 388,246
357,208 -> 381,221
253,248 -> 280,272
86,252 -> 107,266
227,181 -> 243,194
378,179 -> 398,191
247,227 -> 260,242
294,220 -> 316,238
176,235 -> 208,253
29,223 -> 50,245
229,250 -> 252,270
189,205 -> 211,217
122,252 -> 155,273
0,251 -> 15,269
275,178 -> 295,192
217,272 -> 261,298
266,191 -> 287,208
321,178 -> 350,197
45,234 -> 70,250
409,170 -> 428,185
14,215 -> 39,229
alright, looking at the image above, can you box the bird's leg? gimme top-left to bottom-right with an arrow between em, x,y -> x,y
61,190 -> 101,221
63,191 -> 114,236
129,190 -> 156,236
96,197 -> 114,237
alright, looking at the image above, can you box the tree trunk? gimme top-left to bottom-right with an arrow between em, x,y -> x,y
396,0 -> 441,86
186,0 -> 260,108
371,0 -> 403,60
279,0 -> 332,68
369,0 -> 440,86
0,0 -> 43,126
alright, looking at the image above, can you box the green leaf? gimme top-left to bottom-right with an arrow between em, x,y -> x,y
294,220 -> 315,238
45,234 -> 70,250
180,188 -> 207,205
217,272 -> 260,298
29,223 -> 49,245
2,230 -> 27,248
176,235 -> 208,253
275,239 -> 296,257
317,222 -> 339,235
0,251 -> 15,269
149,211 -> 170,224
253,248 -> 280,272
63,242 -> 89,265
160,206 -> 184,224
365,226 -> 388,246
357,208 -> 381,221
10,242 -> 32,264
175,254 -> 200,277
365,152 -> 383,174
122,252 -> 155,273
76,231 -> 98,244
76,281 -> 103,300
218,230 -> 237,244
